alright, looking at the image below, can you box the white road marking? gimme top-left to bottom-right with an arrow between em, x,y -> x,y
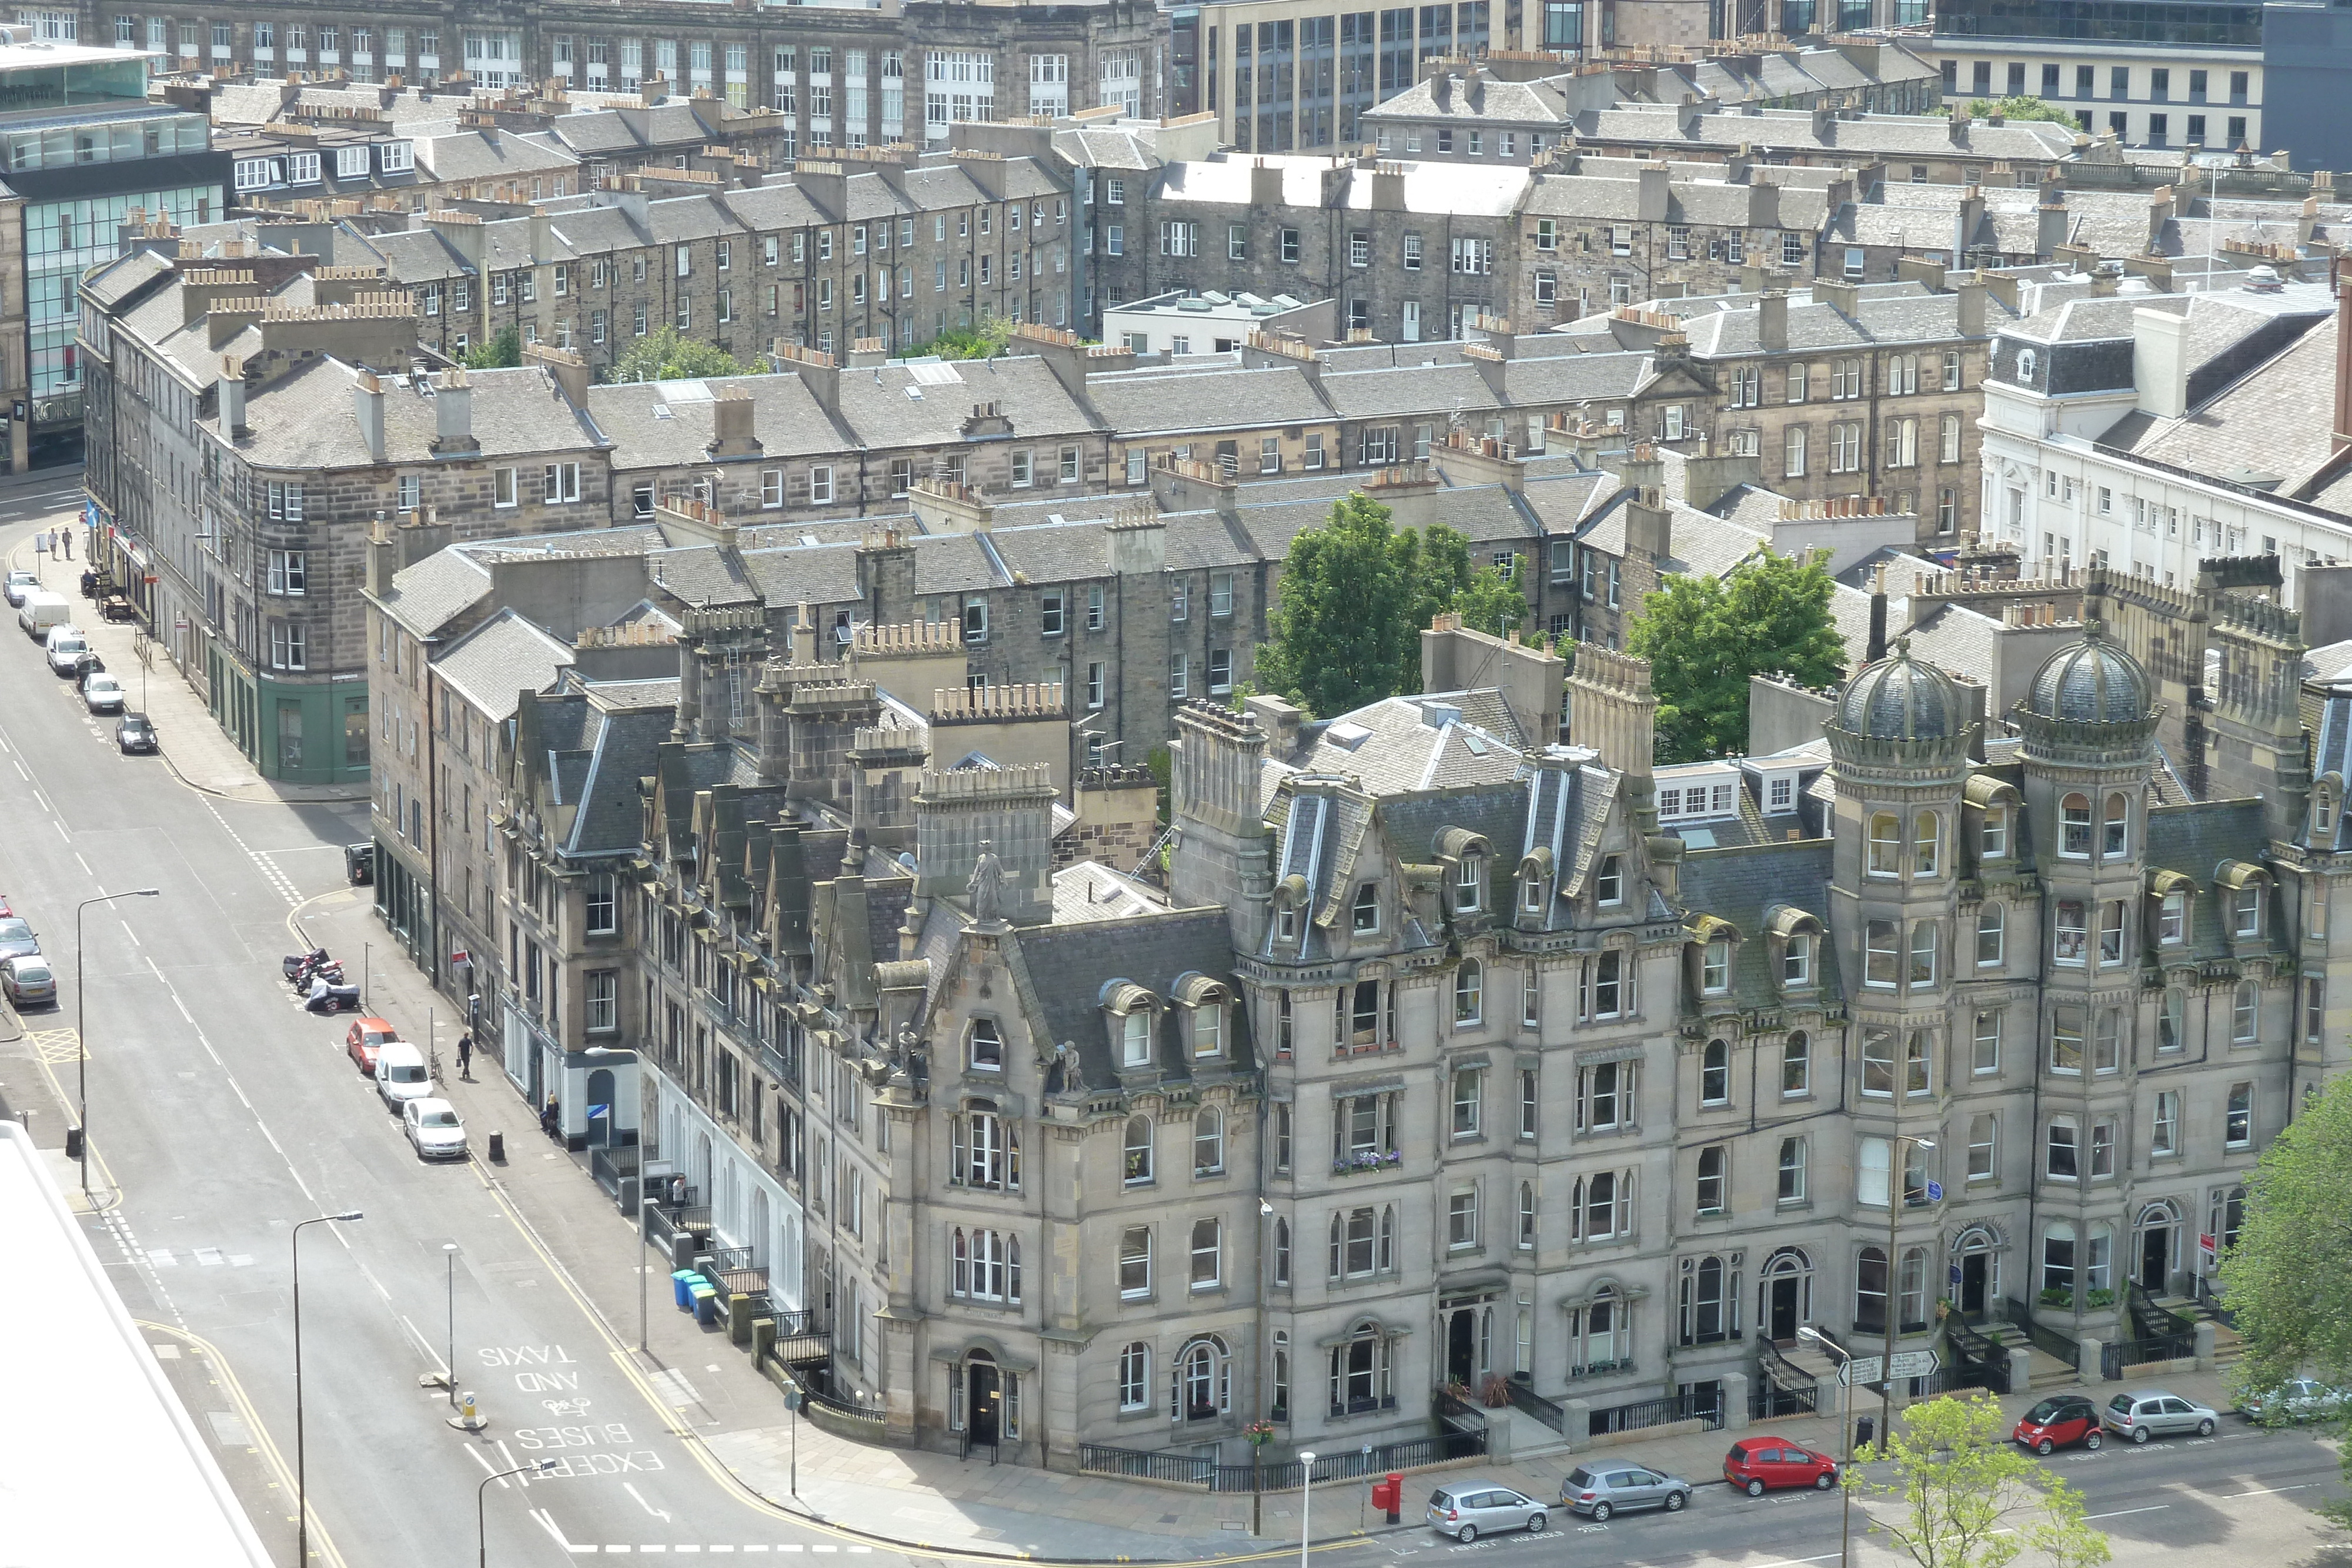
2223,1485 -> 2317,1499
2083,1506 -> 2169,1521
195,1246 -> 225,1266
146,1248 -> 176,1267
465,1446 -> 503,1481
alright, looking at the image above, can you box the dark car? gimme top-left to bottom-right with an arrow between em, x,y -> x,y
2014,1395 -> 2103,1455
0,915 -> 38,961
1723,1437 -> 1839,1496
116,713 -> 157,753
70,648 -> 103,681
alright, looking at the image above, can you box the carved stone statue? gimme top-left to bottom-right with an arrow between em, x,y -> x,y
968,838 -> 1006,920
1048,1038 -> 1086,1096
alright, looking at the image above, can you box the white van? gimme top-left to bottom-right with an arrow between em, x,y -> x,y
16,591 -> 69,639
375,1042 -> 433,1111
44,625 -> 89,675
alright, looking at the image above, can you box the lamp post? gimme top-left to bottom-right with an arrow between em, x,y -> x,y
1798,1326 -> 1857,1568
294,1210 -> 363,1566
1254,1198 -> 1274,1537
1883,1135 -> 1937,1442
443,1242 -> 459,1406
74,888 -> 159,1195
1297,1451 -> 1318,1568
477,1459 -> 557,1566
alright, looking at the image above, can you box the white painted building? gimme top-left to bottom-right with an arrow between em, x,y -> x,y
1103,290 -> 1334,359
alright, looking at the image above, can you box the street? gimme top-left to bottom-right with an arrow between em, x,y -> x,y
0,489 -> 2346,1568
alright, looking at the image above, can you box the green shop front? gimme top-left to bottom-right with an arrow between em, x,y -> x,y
205,643 -> 371,786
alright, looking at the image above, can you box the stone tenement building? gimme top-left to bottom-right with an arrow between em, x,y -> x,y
377,556 -> 2343,1473
43,0 -> 1160,149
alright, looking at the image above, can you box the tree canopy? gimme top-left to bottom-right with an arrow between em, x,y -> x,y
1452,566 -> 1531,641
2220,1070 -> 2352,1524
604,328 -> 750,384
1254,494 -> 1482,718
1847,1393 -> 2111,1568
908,314 -> 1015,362
460,326 -> 522,370
1967,95 -> 2081,126
1628,550 -> 1845,762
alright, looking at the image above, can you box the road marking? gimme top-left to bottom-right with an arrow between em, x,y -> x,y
195,1246 -> 225,1266
2083,1506 -> 2169,1521
2223,1485 -> 2318,1499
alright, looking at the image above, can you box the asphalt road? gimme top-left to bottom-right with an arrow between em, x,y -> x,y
0,507 -> 900,1567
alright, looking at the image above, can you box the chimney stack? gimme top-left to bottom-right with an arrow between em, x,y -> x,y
912,765 -> 1058,927
352,366 -> 386,462
217,355 -> 248,439
431,366 -> 478,455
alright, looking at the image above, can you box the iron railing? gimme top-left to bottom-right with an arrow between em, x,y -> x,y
1945,1316 -> 2013,1395
2195,1275 -> 2237,1326
1749,1383 -> 1819,1419
2101,1334 -> 2196,1381
2005,1298 -> 2082,1369
801,1383 -> 884,1426
2129,1282 -> 2195,1345
1078,1428 -> 1486,1493
1505,1378 -> 1568,1433
1587,1389 -> 1723,1438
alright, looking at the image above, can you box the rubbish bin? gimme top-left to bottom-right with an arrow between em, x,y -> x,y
1855,1415 -> 1875,1452
672,1269 -> 700,1310
691,1283 -> 720,1325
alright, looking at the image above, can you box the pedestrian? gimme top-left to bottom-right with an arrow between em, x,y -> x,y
669,1172 -> 687,1210
61,529 -> 69,560
541,1096 -> 560,1139
456,1030 -> 473,1080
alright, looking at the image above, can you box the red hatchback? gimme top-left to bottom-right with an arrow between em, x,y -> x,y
346,1017 -> 401,1075
1723,1437 -> 1839,1496
2012,1395 -> 2103,1455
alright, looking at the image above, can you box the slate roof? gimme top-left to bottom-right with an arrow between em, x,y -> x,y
2098,308 -> 2344,502
1008,907 -> 1248,1088
226,358 -> 604,470
1294,693 -> 1528,796
2141,798 -> 2279,961
377,549 -> 494,638
434,608 -> 576,720
1676,837 -> 1839,1004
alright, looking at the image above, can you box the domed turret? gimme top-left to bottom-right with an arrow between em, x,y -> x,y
2026,624 -> 2151,726
1835,639 -> 1964,742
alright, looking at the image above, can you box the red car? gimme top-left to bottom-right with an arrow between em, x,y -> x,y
346,1017 -> 401,1075
2013,1395 -> 2103,1455
1723,1437 -> 1839,1496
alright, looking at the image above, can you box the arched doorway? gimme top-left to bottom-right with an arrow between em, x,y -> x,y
1441,1293 -> 1491,1385
1953,1228 -> 1999,1320
586,1068 -> 616,1147
967,1351 -> 1001,1445
1760,1247 -> 1812,1343
750,1188 -> 771,1270
693,1131 -> 714,1201
2137,1202 -> 2180,1292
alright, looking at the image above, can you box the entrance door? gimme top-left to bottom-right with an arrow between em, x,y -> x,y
586,1068 -> 615,1148
1960,1251 -> 1990,1319
968,1362 -> 1000,1445
1768,1276 -> 1800,1343
2141,1225 -> 2170,1292
1446,1308 -> 1476,1385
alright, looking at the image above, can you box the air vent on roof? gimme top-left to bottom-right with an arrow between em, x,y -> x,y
1326,721 -> 1373,751
1421,703 -> 1459,730
651,404 -> 673,419
905,385 -> 923,399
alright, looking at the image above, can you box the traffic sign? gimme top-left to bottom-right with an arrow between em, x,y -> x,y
1889,1349 -> 1941,1379
1949,1263 -> 1964,1287
1926,1181 -> 1943,1202
1837,1355 -> 1885,1386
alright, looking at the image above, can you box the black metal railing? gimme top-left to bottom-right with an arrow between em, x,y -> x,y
2005,1298 -> 2082,1369
1756,1338 -> 1819,1393
1078,1428 -> 1487,1494
1328,1393 -> 1399,1418
1749,1383 -> 1819,1419
1506,1379 -> 1568,1433
1946,1316 -> 2012,1395
2101,1333 -> 2196,1381
801,1383 -> 884,1427
1588,1389 -> 1722,1438
2194,1275 -> 2237,1326
2130,1282 -> 2195,1345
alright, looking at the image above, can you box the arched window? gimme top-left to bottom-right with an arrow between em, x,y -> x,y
1898,1245 -> 1929,1331
1379,1204 -> 1396,1270
1518,1182 -> 1536,1247
1273,1218 -> 1291,1285
1522,867 -> 1546,913
1117,1341 -> 1151,1409
1967,1113 -> 1997,1179
1123,1115 -> 1153,1183
1118,1225 -> 1152,1298
2060,793 -> 2092,857
1271,1333 -> 1290,1423
1783,930 -> 1815,987
1177,1336 -> 1229,1419
1329,1322 -> 1389,1415
2042,1221 -> 2076,1299
1913,810 -> 1939,875
2316,784 -> 2339,842
1869,811 -> 1900,875
1781,1030 -> 1810,1096
1976,904 -> 2004,967
1702,935 -> 1732,994
1189,1218 -> 1222,1288
1701,1038 -> 1730,1105
2234,878 -> 2266,937
955,1228 -> 1020,1302
1980,803 -> 2009,859
1696,1145 -> 1726,1214
2103,792 -> 2130,857
2235,982 -> 2259,1042
1192,1106 -> 1225,1174
1680,1253 -> 1736,1345
1454,960 -> 1482,1024
1121,1008 -> 1154,1068
951,1226 -> 968,1295
1855,1245 -> 1889,1333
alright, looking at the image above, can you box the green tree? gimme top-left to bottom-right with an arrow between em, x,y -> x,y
2221,1071 -> 2352,1523
909,313 -> 1014,362
461,326 -> 522,370
605,327 -> 749,383
1257,493 -> 1419,718
1628,550 -> 1844,762
1847,1393 -> 2112,1568
1967,95 -> 2081,126
1451,565 -> 1530,641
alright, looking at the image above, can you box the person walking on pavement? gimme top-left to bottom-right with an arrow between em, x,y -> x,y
456,1030 -> 473,1080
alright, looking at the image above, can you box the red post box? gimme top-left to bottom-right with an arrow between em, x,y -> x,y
1377,1472 -> 1404,1524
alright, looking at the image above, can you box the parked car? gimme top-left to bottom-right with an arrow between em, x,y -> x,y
0,954 -> 54,1008
0,915 -> 38,960
4,569 -> 37,607
81,671 -> 125,713
1560,1463 -> 1691,1520
345,1017 -> 400,1075
403,1098 -> 467,1160
2013,1395 -> 2104,1455
374,1041 -> 433,1111
2241,1378 -> 2347,1424
2102,1389 -> 2219,1443
116,713 -> 157,753
1723,1437 -> 1839,1496
1425,1482 -> 1545,1542
17,590 -> 68,637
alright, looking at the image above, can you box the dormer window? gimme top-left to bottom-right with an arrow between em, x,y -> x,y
1982,804 -> 2009,859
968,1017 -> 1004,1071
1522,874 -> 1544,914
2159,890 -> 2186,944
1783,932 -> 1813,986
1277,904 -> 1298,943
1455,855 -> 1482,912
2235,883 -> 2263,938
1351,882 -> 1380,934
1122,1009 -> 1154,1067
1595,856 -> 1623,906
1702,937 -> 1730,994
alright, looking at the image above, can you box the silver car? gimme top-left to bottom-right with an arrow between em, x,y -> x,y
1426,1481 -> 1546,1542
1560,1463 -> 1692,1520
2241,1378 -> 2347,1424
2102,1389 -> 2218,1443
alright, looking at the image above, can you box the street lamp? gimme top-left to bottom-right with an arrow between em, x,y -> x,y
1798,1326 -> 1857,1568
442,1243 -> 460,1407
1297,1450 -> 1318,1568
1883,1135 -> 1937,1442
478,1459 -> 557,1566
294,1210 -> 363,1567
1254,1198 -> 1275,1536
74,888 -> 159,1194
